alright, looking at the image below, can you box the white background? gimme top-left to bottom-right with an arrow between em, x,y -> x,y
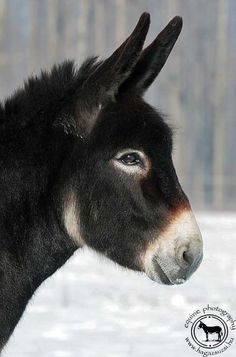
3,213 -> 236,357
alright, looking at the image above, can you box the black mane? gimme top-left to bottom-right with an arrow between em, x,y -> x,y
0,57 -> 100,142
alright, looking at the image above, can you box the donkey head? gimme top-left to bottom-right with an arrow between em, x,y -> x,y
62,13 -> 203,285
198,321 -> 204,329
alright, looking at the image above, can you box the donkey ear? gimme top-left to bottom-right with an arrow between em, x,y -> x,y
119,16 -> 183,95
76,12 -> 150,134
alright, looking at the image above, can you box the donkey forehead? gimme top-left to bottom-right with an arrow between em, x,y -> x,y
92,97 -> 173,152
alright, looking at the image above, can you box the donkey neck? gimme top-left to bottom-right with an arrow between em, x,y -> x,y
0,204 -> 78,351
0,143 -> 79,351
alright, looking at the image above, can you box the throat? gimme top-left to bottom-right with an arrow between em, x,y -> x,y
0,261 -> 35,351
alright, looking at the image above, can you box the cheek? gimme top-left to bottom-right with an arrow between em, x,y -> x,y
81,191 -> 149,268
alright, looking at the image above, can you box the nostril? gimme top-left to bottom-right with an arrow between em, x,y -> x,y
174,234 -> 203,279
176,244 -> 194,267
176,237 -> 203,270
182,250 -> 193,265
183,250 -> 187,262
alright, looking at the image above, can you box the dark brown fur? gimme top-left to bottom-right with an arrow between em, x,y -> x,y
0,14 -> 192,350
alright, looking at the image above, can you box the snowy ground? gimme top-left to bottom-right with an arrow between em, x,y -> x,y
3,213 -> 236,357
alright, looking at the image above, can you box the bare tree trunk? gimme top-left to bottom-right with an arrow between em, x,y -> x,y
94,0 -> 105,55
115,0 -> 126,47
47,0 -> 58,65
77,0 -> 89,60
167,0 -> 186,184
213,0 -> 228,209
0,0 -> 6,67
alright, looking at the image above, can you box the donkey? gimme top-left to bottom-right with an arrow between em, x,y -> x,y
0,13 -> 203,351
198,321 -> 223,342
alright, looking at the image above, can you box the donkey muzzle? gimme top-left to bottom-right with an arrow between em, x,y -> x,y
143,210 -> 203,285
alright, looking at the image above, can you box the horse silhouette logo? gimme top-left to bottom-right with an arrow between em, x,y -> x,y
191,314 -> 228,349
198,320 -> 223,342
186,307 -> 235,354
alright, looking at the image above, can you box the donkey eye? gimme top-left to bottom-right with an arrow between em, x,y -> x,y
119,153 -> 142,166
112,149 -> 149,176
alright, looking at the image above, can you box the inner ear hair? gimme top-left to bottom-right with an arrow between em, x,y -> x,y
54,111 -> 86,140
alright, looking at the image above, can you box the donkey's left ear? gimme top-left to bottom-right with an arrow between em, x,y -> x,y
119,16 -> 183,95
75,12 -> 150,135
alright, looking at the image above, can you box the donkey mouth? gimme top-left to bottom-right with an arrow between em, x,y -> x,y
148,259 -> 174,285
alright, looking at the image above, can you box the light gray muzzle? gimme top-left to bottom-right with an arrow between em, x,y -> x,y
144,210 -> 203,285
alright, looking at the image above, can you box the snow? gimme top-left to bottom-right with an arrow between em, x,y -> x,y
3,213 -> 236,357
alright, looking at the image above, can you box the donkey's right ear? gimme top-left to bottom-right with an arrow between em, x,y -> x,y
119,16 -> 183,95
